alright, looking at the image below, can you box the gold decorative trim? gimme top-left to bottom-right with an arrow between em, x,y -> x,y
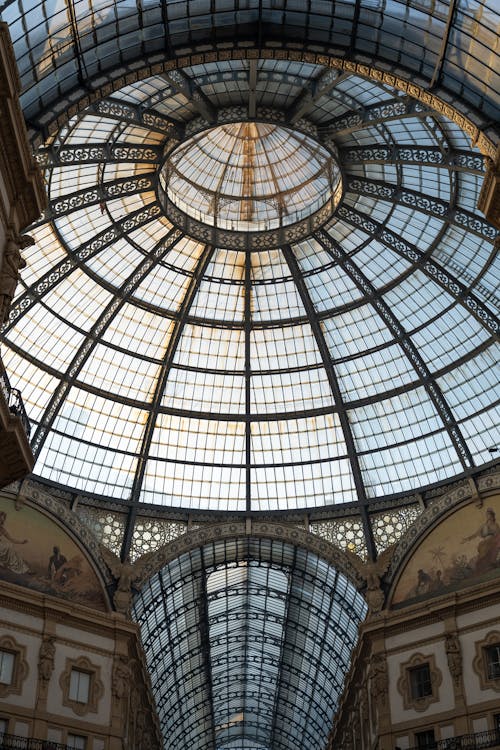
59,655 -> 104,716
35,48 -> 496,160
0,634 -> 29,698
473,631 -> 500,693
397,652 -> 442,712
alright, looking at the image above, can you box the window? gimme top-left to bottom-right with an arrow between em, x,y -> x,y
473,632 -> 500,692
67,734 -> 86,749
0,637 -> 28,698
69,669 -> 90,703
0,718 -> 7,736
60,657 -> 104,716
409,663 -> 433,699
415,730 -> 436,750
494,713 -> 500,732
485,644 -> 500,680
0,651 -> 15,685
397,652 -> 441,711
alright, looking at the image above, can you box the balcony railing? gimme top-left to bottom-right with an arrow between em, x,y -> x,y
0,734 -> 72,749
0,370 -> 31,437
409,730 -> 500,750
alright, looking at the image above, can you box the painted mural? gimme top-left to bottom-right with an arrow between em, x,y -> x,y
392,497 -> 500,606
0,497 -> 107,611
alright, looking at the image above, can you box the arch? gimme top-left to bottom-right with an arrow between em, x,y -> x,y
132,519 -> 366,591
33,48 -> 496,160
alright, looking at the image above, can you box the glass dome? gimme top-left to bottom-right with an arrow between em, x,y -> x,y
160,122 -> 341,233
0,59 -> 498,514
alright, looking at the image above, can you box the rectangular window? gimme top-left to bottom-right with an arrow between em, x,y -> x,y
67,734 -> 86,749
0,718 -> 7,736
415,730 -> 436,750
485,644 -> 500,680
0,651 -> 15,685
69,669 -> 90,703
494,714 -> 500,732
409,663 -> 432,699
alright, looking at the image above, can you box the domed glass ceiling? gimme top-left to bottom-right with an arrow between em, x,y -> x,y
161,122 -> 341,233
0,59 -> 499,513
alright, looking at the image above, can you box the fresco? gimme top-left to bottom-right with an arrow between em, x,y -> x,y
0,497 -> 108,611
392,497 -> 500,606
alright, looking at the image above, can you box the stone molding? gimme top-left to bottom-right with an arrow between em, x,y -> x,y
0,633 -> 29,698
472,630 -> 500,693
59,655 -> 104,716
396,651 -> 442,712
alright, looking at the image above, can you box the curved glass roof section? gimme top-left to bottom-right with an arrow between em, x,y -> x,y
132,537 -> 367,750
1,60 -> 499,511
1,0 -> 498,145
161,122 -> 341,232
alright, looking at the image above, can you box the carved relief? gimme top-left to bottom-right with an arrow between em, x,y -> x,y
0,235 -> 32,325
112,655 -> 131,701
38,636 -> 56,682
445,631 -> 463,686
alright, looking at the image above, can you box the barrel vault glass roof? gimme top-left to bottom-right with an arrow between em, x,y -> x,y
133,537 -> 368,750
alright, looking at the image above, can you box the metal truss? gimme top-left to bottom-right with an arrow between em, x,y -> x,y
163,69 -> 216,123
286,69 -> 348,124
86,96 -> 181,136
314,227 -> 476,471
321,96 -> 432,136
335,204 -> 499,338
4,202 -> 163,333
33,173 -> 156,225
340,144 -> 485,173
29,228 -> 183,458
343,175 -> 497,241
36,142 -> 162,167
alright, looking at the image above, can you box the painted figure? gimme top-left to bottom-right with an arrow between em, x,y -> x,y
0,511 -> 30,573
463,508 -> 500,573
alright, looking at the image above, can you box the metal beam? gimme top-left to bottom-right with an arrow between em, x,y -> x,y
32,173 -> 156,226
340,144 -> 485,174
314,227 -> 475,470
163,69 -> 216,123
281,244 -> 375,556
121,243 -> 216,558
248,59 -> 258,119
36,142 -> 162,168
336,203 -> 499,337
343,174 -> 497,241
30,227 -> 183,460
3,202 -> 162,333
286,69 -> 348,124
